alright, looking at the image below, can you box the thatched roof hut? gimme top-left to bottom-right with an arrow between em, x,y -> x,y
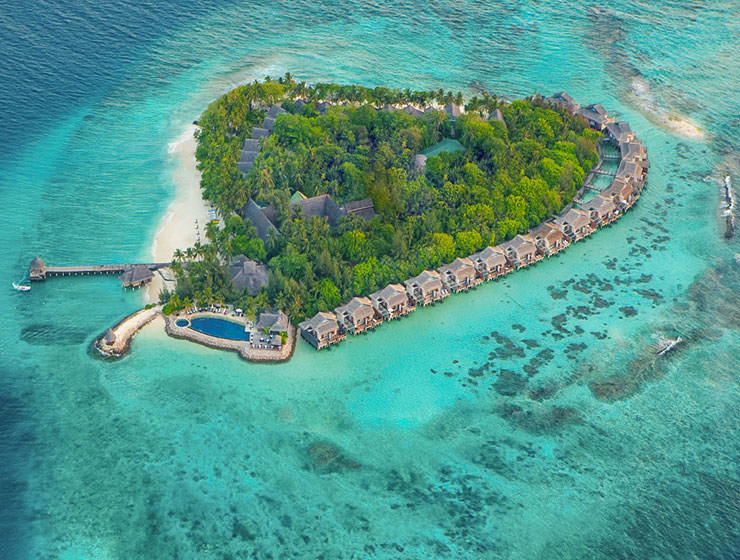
229,256 -> 269,295
120,266 -> 154,288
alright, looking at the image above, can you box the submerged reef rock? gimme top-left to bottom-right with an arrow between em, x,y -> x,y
307,441 -> 361,474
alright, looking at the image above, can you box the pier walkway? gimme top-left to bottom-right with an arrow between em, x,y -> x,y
29,258 -> 171,287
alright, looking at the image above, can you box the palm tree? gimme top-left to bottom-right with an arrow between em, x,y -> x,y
173,248 -> 184,263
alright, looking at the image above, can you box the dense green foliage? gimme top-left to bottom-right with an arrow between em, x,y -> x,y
175,76 -> 599,321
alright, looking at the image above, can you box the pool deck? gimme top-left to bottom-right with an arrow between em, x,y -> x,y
164,311 -> 296,363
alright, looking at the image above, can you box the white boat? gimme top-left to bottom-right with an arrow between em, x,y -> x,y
656,336 -> 682,356
12,282 -> 31,292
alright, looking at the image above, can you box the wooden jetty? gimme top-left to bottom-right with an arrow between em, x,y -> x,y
29,258 -> 170,287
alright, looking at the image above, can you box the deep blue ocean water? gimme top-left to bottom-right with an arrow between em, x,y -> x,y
1,1 -> 740,558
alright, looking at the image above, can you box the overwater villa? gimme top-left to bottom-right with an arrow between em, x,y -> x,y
298,311 -> 345,350
438,257 -> 478,292
577,103 -> 613,130
602,178 -> 637,209
499,235 -> 539,269
586,195 -> 618,227
404,270 -> 446,306
369,283 -> 413,320
554,208 -> 592,242
619,140 -> 649,166
616,159 -> 647,189
334,296 -> 381,334
469,246 -> 510,281
605,121 -> 634,144
528,222 -> 569,257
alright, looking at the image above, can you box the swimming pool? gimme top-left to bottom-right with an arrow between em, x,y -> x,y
175,319 -> 189,327
187,317 -> 250,341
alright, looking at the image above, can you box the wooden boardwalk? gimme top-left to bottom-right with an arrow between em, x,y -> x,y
29,258 -> 171,286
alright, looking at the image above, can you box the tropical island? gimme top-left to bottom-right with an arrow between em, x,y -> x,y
47,76 -> 647,361
167,76 -> 599,319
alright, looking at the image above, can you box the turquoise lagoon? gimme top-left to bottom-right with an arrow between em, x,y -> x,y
1,1 -> 739,558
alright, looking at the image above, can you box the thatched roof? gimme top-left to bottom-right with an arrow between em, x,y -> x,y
370,284 -> 408,310
405,270 -> 442,295
299,311 -> 339,337
290,194 -> 345,225
444,103 -> 463,118
470,246 -> 507,269
588,194 -> 617,215
439,257 -> 475,277
341,198 -> 375,221
229,256 -> 269,295
119,266 -> 154,287
500,235 -> 536,258
242,199 -> 278,243
605,121 -> 633,143
251,127 -> 270,138
256,310 -> 289,332
555,208 -> 591,231
335,297 -> 375,324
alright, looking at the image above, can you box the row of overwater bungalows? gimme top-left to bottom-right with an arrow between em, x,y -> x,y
298,94 -> 649,350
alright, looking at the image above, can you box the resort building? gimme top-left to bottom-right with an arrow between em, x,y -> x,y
334,297 -> 380,335
605,121 -> 634,144
444,103 -> 464,119
401,104 -> 425,118
120,266 -> 154,288
499,235 -> 538,269
469,246 -> 509,280
547,92 -> 579,114
369,284 -> 412,319
586,195 -> 618,227
489,108 -> 506,127
404,270 -> 446,306
438,257 -> 478,292
577,103 -> 612,130
602,178 -> 636,209
29,257 -> 46,281
266,104 -> 287,118
229,256 -> 269,295
251,127 -> 270,139
298,311 -> 345,350
528,222 -> 569,256
554,208 -> 593,241
254,310 -> 289,349
241,199 -> 279,243
290,194 -> 376,225
619,140 -> 649,166
616,159 -> 647,189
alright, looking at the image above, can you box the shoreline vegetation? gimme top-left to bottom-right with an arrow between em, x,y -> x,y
96,75 -> 649,361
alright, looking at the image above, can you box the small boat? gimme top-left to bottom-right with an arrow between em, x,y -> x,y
12,282 -> 31,292
656,336 -> 682,356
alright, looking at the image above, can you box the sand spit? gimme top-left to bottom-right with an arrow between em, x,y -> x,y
629,77 -> 705,141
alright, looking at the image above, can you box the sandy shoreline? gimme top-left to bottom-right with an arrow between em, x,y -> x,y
145,124 -> 211,302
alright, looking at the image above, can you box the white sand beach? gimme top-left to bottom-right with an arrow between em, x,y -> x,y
145,125 -> 212,302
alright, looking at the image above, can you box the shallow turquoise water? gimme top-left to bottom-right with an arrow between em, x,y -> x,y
1,1 -> 739,558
